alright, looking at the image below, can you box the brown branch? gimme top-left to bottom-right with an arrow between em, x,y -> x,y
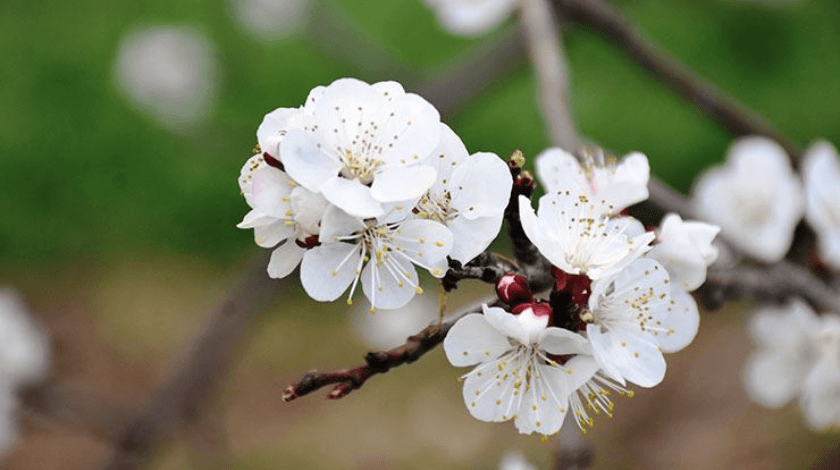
21,382 -> 129,443
705,260 -> 840,314
552,0 -> 803,162
282,301 -> 496,401
518,0 -> 578,152
442,251 -> 522,292
100,252 -> 280,470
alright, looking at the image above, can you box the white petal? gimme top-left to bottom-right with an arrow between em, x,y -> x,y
250,167 -> 296,218
428,123 -> 469,190
300,243 -> 362,301
484,305 -> 532,346
461,352 -> 526,423
648,213 -> 720,291
537,328 -> 591,356
514,363 -> 571,435
587,324 -> 667,388
443,313 -> 512,367
320,177 -> 384,218
290,187 -> 329,235
361,252 -> 417,309
280,127 -> 343,193
656,288 -> 700,353
449,152 -> 512,219
370,165 -> 437,203
267,241 -> 305,279
535,147 -> 586,194
237,209 -> 276,229
447,214 -> 504,264
318,204 -> 365,244
801,356 -> 840,430
592,152 -> 650,212
390,219 -> 454,276
743,350 -> 800,409
256,107 -> 297,158
802,140 -> 840,270
375,92 -> 441,166
253,220 -> 293,248
238,154 -> 267,201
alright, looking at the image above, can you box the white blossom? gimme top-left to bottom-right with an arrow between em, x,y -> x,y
0,289 -> 49,389
800,315 -> 840,430
743,299 -> 821,409
498,451 -> 537,470
0,289 -> 50,455
585,259 -> 675,387
519,192 -> 655,281
422,0 -> 518,36
280,78 -> 442,218
114,25 -> 219,132
228,0 -> 309,42
300,204 -> 452,311
416,124 -> 512,263
443,304 -> 598,436
535,147 -> 650,214
646,213 -> 720,292
802,140 -> 840,270
692,136 -> 804,262
238,110 -> 329,280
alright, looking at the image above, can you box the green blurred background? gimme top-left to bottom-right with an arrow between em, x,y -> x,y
2,0 -> 840,468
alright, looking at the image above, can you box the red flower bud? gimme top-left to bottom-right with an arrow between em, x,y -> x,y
495,274 -> 533,305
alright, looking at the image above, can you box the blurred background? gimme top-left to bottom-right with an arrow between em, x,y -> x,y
2,0 -> 840,468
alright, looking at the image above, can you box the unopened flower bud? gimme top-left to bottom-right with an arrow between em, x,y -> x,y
495,274 -> 533,305
511,301 -> 552,321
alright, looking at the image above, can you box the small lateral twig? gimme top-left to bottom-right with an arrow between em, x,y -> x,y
282,301 -> 495,401
442,251 -> 522,291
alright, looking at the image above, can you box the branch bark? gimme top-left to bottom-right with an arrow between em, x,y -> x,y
519,0 -> 578,153
100,253 -> 280,470
551,0 -> 803,162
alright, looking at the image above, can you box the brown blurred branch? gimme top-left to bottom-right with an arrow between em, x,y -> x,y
100,252 -> 279,470
551,0 -> 803,162
519,0 -> 577,152
21,382 -> 128,443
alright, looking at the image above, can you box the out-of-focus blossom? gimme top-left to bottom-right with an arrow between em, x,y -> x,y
228,0 -> 310,42
535,148 -> 650,214
351,292 -> 437,350
114,25 -> 219,132
692,136 -> 803,262
422,0 -> 518,36
802,140 -> 840,270
0,289 -> 50,455
499,450 -> 538,470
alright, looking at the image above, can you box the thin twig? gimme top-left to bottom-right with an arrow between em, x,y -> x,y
282,300 -> 496,401
551,0 -> 803,162
518,0 -> 577,152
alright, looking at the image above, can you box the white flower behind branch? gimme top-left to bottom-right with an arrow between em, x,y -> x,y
802,140 -> 840,270
692,136 -> 803,262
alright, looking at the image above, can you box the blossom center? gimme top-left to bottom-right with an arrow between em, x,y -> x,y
339,148 -> 382,185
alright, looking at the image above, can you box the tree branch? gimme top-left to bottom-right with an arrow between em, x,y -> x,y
518,0 -> 578,152
551,0 -> 802,162
100,252 -> 280,470
282,300 -> 497,401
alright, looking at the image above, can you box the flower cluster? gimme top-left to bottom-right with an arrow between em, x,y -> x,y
743,299 -> 840,430
238,78 -> 511,311
444,148 -> 719,436
692,136 -> 840,268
